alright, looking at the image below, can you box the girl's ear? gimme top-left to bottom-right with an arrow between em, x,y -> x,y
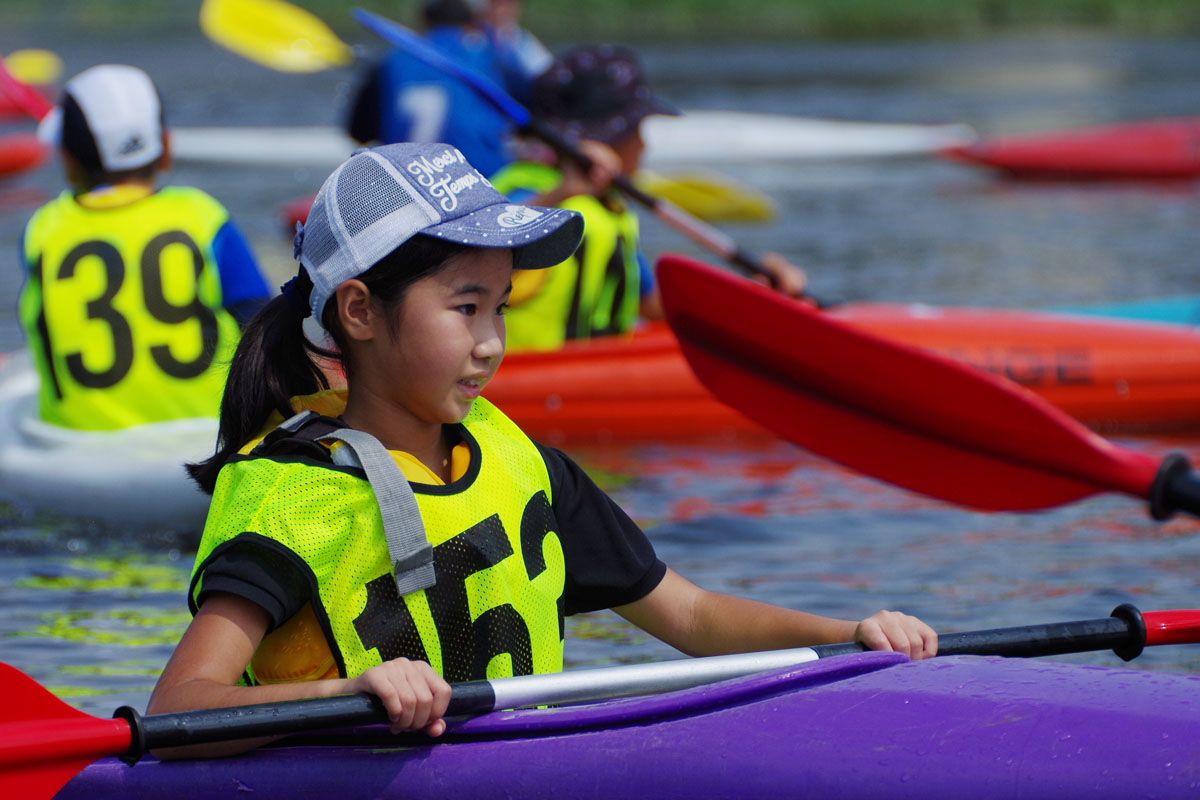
335,279 -> 376,341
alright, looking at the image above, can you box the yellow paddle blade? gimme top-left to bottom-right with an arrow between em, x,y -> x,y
635,168 -> 776,223
199,0 -> 354,73
4,49 -> 63,86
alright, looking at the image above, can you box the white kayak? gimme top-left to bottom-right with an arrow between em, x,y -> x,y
0,350 -> 215,531
171,111 -> 975,168
643,111 -> 974,164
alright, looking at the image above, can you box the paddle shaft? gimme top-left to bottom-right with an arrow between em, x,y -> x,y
522,117 -> 769,277
100,603 -> 1188,760
350,8 -> 806,295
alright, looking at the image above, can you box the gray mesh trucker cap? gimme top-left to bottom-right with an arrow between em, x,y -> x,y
297,143 -> 583,325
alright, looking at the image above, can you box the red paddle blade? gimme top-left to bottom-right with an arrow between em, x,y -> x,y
0,664 -> 131,800
656,253 -> 1161,512
0,60 -> 53,121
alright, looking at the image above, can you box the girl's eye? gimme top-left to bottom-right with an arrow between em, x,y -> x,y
456,304 -> 477,316
496,302 -> 509,316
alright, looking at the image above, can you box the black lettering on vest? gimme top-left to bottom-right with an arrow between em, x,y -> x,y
352,515 -> 534,682
141,230 -> 220,379
428,515 -> 531,682
57,240 -> 134,389
520,491 -> 564,641
353,573 -> 430,665
468,604 -> 533,680
46,232 -> 221,391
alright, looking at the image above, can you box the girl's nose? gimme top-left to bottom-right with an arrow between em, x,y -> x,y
475,318 -> 505,361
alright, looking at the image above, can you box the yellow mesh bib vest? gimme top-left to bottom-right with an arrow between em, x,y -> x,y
490,163 -> 642,352
191,397 -> 565,684
19,187 -> 242,430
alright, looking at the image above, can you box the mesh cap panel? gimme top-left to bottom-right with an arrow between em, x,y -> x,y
337,156 -> 418,237
302,194 -> 340,269
294,143 -> 583,329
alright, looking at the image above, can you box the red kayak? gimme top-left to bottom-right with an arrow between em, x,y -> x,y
940,116 -> 1200,179
486,307 -> 1200,446
0,132 -> 45,178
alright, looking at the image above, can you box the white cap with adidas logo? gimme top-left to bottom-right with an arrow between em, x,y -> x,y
45,64 -> 164,172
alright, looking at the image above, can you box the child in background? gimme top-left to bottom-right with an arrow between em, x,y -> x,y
20,64 -> 270,431
346,0 -> 531,177
147,143 -> 935,757
492,45 -> 809,352
481,0 -> 553,94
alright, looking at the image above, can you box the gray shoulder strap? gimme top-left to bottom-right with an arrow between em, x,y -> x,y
317,429 -> 435,596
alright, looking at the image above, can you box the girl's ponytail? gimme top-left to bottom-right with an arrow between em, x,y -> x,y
187,270 -> 331,494
189,236 -> 472,494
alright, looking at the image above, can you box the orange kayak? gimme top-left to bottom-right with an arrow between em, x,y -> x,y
487,327 -> 768,446
941,116 -> 1200,179
486,307 -> 1200,445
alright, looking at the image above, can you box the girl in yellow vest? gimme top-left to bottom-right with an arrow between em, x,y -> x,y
147,142 -> 935,758
19,64 -> 271,430
492,45 -> 808,352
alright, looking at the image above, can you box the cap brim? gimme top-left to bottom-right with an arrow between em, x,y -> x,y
641,94 -> 682,119
420,203 -> 583,270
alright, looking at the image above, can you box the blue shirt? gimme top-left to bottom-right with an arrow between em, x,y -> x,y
213,220 -> 270,307
375,25 -> 527,178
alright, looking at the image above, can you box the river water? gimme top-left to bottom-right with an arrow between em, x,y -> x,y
1,27 -> 1199,716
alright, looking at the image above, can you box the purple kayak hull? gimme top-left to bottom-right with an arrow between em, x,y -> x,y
57,652 -> 1200,799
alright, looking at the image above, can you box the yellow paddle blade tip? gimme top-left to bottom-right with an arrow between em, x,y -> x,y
200,0 -> 354,73
4,49 -> 63,86
635,168 -> 776,223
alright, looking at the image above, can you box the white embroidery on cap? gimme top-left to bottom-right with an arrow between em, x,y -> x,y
497,205 -> 544,229
406,149 -> 482,212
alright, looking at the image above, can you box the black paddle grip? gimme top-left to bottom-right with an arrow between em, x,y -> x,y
1149,452 -> 1200,520
115,693 -> 388,762
445,679 -> 496,716
728,247 -> 839,308
809,604 -> 1147,663
112,681 -> 499,764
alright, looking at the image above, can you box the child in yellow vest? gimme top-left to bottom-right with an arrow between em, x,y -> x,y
19,64 -> 270,430
493,45 -> 808,352
147,142 -> 935,757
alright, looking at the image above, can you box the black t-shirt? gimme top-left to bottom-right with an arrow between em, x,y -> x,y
198,442 -> 666,630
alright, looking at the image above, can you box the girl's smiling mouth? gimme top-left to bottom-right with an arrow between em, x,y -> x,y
457,376 -> 488,399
